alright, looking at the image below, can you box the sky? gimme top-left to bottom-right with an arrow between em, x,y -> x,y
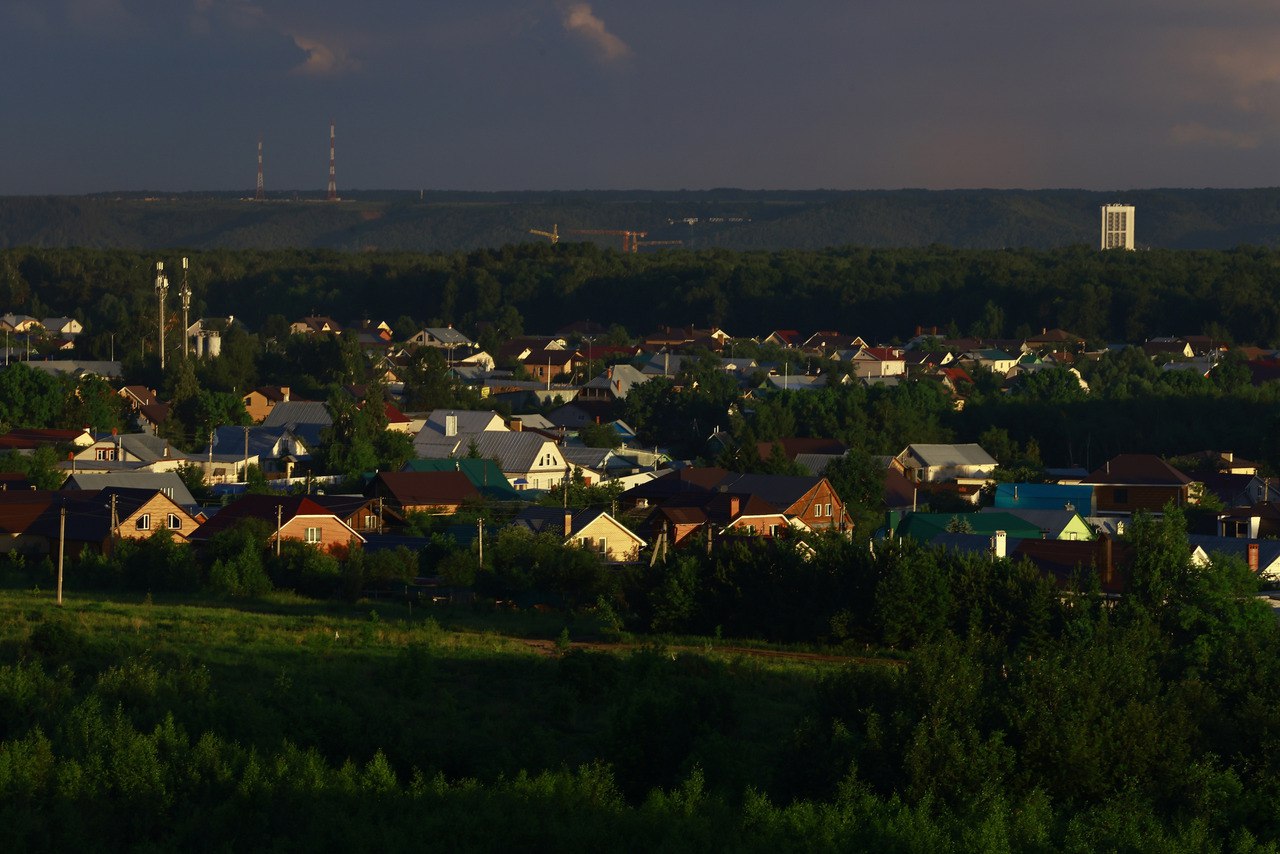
3,0 -> 1280,194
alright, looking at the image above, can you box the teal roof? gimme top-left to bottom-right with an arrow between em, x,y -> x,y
401,458 -> 521,500
896,511 -> 1042,542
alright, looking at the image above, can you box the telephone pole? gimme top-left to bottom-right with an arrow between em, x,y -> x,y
56,502 -> 66,605
276,503 -> 283,557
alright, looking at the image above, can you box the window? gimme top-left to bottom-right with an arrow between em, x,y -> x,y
135,514 -> 151,531
167,514 -> 182,530
769,524 -> 779,537
825,503 -> 832,517
305,527 -> 321,544
363,514 -> 378,531
95,448 -> 116,461
596,537 -> 608,554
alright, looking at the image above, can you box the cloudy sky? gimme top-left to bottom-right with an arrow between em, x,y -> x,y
3,0 -> 1279,193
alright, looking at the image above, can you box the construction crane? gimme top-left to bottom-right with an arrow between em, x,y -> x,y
571,228 -> 648,253
634,239 -> 683,251
528,224 -> 560,244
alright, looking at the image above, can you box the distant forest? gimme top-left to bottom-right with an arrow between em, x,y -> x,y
3,188 -> 1280,252
6,243 -> 1280,358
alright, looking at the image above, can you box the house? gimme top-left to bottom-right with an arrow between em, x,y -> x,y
243,386 -> 291,423
762,330 -> 802,349
290,316 -> 343,336
409,326 -> 475,349
299,495 -> 386,536
42,317 -> 83,338
620,468 -> 846,532
119,386 -> 159,412
579,364 -> 651,402
412,409 -> 510,457
25,487 -> 202,555
979,507 -> 1095,541
993,482 -> 1096,515
450,432 -> 572,491
0,427 -> 94,453
1217,503 -> 1280,540
642,325 -> 731,352
849,347 -> 907,379
890,511 -> 1044,543
62,472 -> 200,512
366,471 -> 480,514
1189,535 -> 1280,579
0,314 -> 41,333
190,495 -> 365,551
960,349 -> 1019,376
401,458 -> 521,501
510,506 -> 646,563
208,425 -> 311,478
896,444 -> 998,484
70,433 -> 187,473
260,400 -> 332,450
1081,454 -> 1195,514
755,438 -> 848,464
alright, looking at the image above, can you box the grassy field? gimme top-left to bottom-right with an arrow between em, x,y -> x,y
0,587 -> 853,799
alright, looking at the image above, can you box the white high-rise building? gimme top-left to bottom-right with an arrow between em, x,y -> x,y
1100,204 -> 1135,250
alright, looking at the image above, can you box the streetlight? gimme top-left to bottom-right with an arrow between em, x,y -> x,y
155,261 -> 169,370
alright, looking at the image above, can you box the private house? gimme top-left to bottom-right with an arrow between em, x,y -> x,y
62,472 -> 200,513
408,326 -> 476,349
762,330 -> 802,349
510,506 -> 646,563
207,425 -> 311,478
1189,535 -> 1280,579
895,444 -> 998,484
366,471 -> 480,515
260,400 -> 332,450
0,491 -> 65,555
307,495 -> 387,536
19,487 -> 202,556
993,482 -> 1096,515
0,314 -> 41,333
70,433 -> 187,473
979,507 -> 1095,541
960,349 -> 1020,376
0,427 -> 95,454
579,364 -> 651,403
119,385 -> 159,412
619,468 -> 846,533
401,458 -> 521,501
1217,503 -> 1280,540
290,316 -> 343,336
849,347 -> 907,379
889,511 -> 1044,543
243,386 -> 291,423
412,409 -> 510,457
189,495 -> 365,551
1082,454 -> 1195,514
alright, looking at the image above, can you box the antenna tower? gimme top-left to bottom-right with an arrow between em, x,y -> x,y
180,257 -> 192,359
326,121 -> 337,201
155,262 -> 169,371
255,138 -> 264,201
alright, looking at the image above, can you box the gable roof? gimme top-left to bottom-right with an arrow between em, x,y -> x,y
190,495 -> 364,542
510,506 -> 645,546
261,401 -> 332,429
901,443 -> 998,469
62,472 -> 197,508
1083,454 -> 1193,486
401,458 -> 520,500
369,471 -> 480,507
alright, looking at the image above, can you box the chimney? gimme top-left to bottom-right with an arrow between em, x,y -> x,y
992,530 -> 1007,559
282,386 -> 290,402
563,510 -> 573,538
510,417 -> 522,432
1248,542 -> 1260,572
729,495 -> 740,518
445,413 -> 458,437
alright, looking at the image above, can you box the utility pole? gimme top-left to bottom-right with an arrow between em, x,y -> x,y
276,503 -> 283,557
477,518 -> 484,569
180,257 -> 191,359
155,261 -> 169,371
110,493 -> 119,543
56,502 -> 66,605
243,425 -> 250,482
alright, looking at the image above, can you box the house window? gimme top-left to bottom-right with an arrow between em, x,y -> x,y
167,514 -> 182,530
596,537 -> 608,554
136,514 -> 151,531
825,503 -> 832,517
96,448 -> 116,461
305,527 -> 321,544
363,514 -> 378,531
769,524 -> 779,537
814,506 -> 821,518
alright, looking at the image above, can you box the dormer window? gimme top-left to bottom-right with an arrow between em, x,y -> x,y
136,514 -> 151,531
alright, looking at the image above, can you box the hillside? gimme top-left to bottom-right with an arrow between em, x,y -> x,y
3,188 -> 1280,251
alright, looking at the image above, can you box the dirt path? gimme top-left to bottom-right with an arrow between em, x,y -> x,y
518,637 -> 905,668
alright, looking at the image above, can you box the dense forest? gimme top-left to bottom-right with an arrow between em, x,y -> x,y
8,242 -> 1280,358
4,187 -> 1280,252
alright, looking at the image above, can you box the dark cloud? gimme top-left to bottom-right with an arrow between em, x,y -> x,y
4,1 -> 1280,192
